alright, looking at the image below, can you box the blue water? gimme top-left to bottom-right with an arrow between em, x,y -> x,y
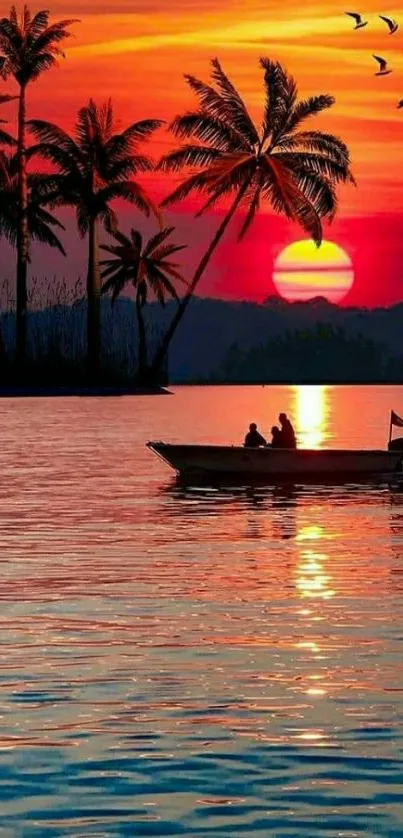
0,385 -> 403,836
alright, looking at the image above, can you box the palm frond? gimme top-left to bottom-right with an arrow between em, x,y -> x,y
143,226 -> 175,257
158,262 -> 187,284
106,154 -> 154,180
153,243 -> 187,261
108,229 -> 132,248
97,204 -> 118,235
210,58 -> 259,147
274,130 -> 352,168
263,159 -> 323,245
291,169 -> 337,221
30,20 -> 78,56
29,203 -> 65,231
260,58 -> 297,143
160,171 -> 212,207
27,9 -> 49,38
96,180 -> 161,223
0,125 -> 15,145
169,111 -> 239,151
28,210 -> 66,253
285,94 -> 335,135
118,118 -> 164,144
273,151 -> 354,184
194,178 -> 236,216
0,93 -> 16,104
184,73 -> 252,150
158,144 -> 221,172
145,263 -> 179,305
76,202 -> 90,236
28,119 -> 82,158
101,267 -> 131,302
237,181 -> 262,240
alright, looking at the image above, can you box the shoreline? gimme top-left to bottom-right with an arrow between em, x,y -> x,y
0,385 -> 172,397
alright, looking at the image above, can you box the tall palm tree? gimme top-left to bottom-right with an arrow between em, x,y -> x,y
0,150 -> 65,254
0,6 -> 78,372
28,99 -> 163,380
151,57 -> 354,381
100,226 -> 186,382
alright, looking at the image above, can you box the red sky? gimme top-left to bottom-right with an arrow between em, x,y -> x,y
2,0 -> 403,307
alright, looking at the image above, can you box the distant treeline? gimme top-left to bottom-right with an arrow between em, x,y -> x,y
212,324 -> 402,384
1,290 -> 403,385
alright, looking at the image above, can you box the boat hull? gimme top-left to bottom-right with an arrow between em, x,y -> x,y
147,442 -> 403,482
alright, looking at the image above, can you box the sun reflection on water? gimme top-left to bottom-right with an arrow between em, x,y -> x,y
295,525 -> 336,600
294,384 -> 328,448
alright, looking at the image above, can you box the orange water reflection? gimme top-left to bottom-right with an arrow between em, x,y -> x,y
295,525 -> 336,600
293,384 -> 329,449
0,388 -> 402,818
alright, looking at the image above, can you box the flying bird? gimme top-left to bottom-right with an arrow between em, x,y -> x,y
379,15 -> 399,34
373,54 -> 392,75
345,11 -> 368,29
397,100 -> 403,108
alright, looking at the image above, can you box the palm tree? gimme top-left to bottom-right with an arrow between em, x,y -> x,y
100,226 -> 186,383
0,6 -> 78,372
28,99 -> 163,381
151,57 -> 354,381
0,150 -> 65,254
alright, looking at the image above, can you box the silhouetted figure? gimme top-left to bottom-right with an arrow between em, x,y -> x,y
244,423 -> 267,448
270,426 -> 282,448
279,413 -> 297,448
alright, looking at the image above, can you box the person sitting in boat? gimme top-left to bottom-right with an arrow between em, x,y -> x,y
244,423 -> 267,448
278,413 -> 297,448
270,426 -> 283,448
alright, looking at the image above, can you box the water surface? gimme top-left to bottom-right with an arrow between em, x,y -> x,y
0,385 -> 402,836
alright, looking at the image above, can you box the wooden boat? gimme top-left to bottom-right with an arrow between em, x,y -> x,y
146,440 -> 403,482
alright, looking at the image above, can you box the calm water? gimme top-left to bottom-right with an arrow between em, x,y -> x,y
1,385 -> 403,837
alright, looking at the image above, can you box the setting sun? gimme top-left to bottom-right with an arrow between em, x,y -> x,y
273,240 -> 355,304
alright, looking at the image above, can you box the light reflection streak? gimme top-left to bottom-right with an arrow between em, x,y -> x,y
295,526 -> 336,600
294,524 -> 336,709
293,384 -> 328,449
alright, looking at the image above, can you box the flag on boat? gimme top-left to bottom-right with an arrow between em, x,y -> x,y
391,410 -> 403,428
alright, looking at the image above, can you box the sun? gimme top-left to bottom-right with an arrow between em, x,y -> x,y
273,240 -> 354,304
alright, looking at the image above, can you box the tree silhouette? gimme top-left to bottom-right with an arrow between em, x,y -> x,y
29,99 -> 163,380
101,226 -> 186,382
150,57 -> 354,382
0,5 -> 78,372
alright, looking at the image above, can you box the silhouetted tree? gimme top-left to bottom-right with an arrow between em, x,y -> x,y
0,150 -> 65,254
101,226 -> 186,382
151,57 -> 354,381
29,99 -> 163,380
0,6 -> 77,372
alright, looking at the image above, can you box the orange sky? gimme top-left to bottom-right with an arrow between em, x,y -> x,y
3,0 -> 403,306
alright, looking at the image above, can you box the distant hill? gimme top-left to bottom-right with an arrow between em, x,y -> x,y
148,295 -> 403,382
1,295 -> 403,383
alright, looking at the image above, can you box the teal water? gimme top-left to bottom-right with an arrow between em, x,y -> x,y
0,385 -> 402,836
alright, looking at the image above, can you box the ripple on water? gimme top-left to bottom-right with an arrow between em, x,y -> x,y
0,386 -> 402,835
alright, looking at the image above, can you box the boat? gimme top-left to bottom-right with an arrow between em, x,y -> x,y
146,440 -> 403,483
147,412 -> 403,484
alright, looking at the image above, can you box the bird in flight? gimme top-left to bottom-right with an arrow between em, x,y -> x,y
379,15 -> 399,34
373,55 -> 392,75
345,11 -> 368,29
397,100 -> 403,109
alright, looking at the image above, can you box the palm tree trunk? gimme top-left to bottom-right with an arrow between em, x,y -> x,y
135,288 -> 148,383
16,83 -> 29,377
150,181 -> 250,382
87,216 -> 101,383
